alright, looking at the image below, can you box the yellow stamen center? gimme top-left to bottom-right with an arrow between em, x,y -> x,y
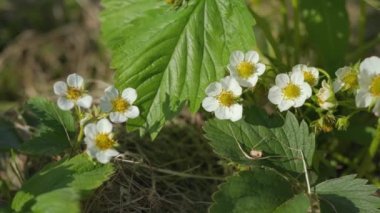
66,87 -> 82,100
370,76 -> 380,97
282,84 -> 301,100
304,71 -> 316,86
95,133 -> 115,150
218,91 -> 235,107
112,97 -> 129,112
342,72 -> 358,89
237,62 -> 255,79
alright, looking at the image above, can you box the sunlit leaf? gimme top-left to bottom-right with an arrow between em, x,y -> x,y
101,0 -> 256,138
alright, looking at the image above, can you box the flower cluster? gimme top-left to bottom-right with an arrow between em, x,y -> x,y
202,50 -> 266,121
203,49 -> 380,125
53,74 -> 140,163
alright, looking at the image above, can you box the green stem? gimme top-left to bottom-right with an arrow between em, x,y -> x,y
318,68 -> 331,81
74,106 -> 84,149
369,119 -> 380,158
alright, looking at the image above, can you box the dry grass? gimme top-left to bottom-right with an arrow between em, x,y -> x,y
83,116 -> 227,213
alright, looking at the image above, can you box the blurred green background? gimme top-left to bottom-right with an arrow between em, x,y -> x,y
0,0 -> 380,212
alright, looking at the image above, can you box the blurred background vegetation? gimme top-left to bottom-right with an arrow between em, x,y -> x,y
0,0 -> 379,212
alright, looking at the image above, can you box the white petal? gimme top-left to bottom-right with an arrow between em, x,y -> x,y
245,51 -> 259,64
122,88 -> 137,104
215,106 -> 232,120
372,101 -> 380,117
290,71 -> 304,84
356,90 -> 373,108
291,64 -> 304,73
84,137 -> 95,148
310,67 -> 319,79
358,72 -> 372,88
335,67 -> 349,79
245,76 -> 258,87
256,63 -> 266,76
104,149 -> 119,157
293,95 -> 307,107
96,151 -> 113,164
301,83 -> 312,98
125,106 -> 139,118
97,118 -> 113,133
333,79 -> 343,93
84,123 -> 97,139
268,86 -> 283,105
278,100 -> 293,112
57,97 -> 74,110
77,95 -> 92,108
230,51 -> 244,66
221,76 -> 242,96
205,82 -> 222,96
104,86 -> 119,99
275,74 -> 290,87
67,73 -> 84,88
53,81 -> 67,96
202,97 -> 219,112
109,112 -> 127,123
229,104 -> 243,122
100,97 -> 113,112
86,146 -> 98,159
360,56 -> 380,76
227,65 -> 237,76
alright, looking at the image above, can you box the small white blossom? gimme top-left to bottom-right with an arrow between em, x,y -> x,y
84,118 -> 119,164
355,56 -> 380,116
291,64 -> 319,86
333,66 -> 359,93
227,50 -> 266,87
317,80 -> 336,110
100,86 -> 140,123
202,76 -> 243,121
268,71 -> 312,112
53,73 -> 92,110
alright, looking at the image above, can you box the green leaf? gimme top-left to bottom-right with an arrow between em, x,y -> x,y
19,126 -> 71,156
27,97 -> 75,132
316,175 -> 380,213
204,107 -> 315,173
20,98 -> 76,156
11,154 -> 114,212
210,169 -> 310,213
31,188 -> 80,213
300,0 -> 349,71
101,0 -> 256,138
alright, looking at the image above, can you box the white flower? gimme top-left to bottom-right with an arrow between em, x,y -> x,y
100,86 -> 139,123
317,80 -> 336,110
227,50 -> 266,87
268,72 -> 312,112
202,76 -> 243,121
355,56 -> 380,116
333,66 -> 358,92
291,64 -> 319,86
84,118 -> 119,164
53,73 -> 92,110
